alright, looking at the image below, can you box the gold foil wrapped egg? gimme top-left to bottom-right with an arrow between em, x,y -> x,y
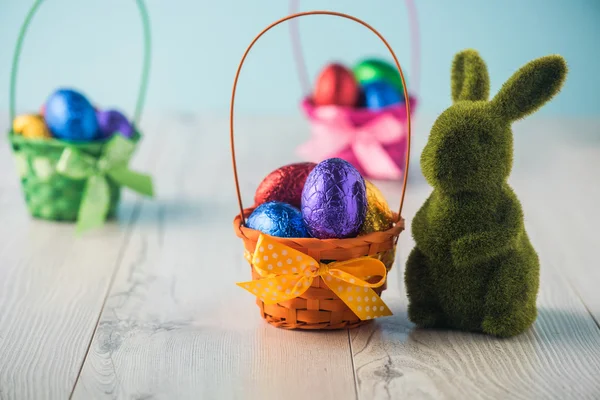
359,180 -> 394,235
12,114 -> 51,139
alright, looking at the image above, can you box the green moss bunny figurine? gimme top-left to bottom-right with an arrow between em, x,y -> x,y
405,49 -> 567,337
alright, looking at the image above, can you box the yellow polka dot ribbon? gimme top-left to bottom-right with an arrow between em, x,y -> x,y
237,234 -> 392,321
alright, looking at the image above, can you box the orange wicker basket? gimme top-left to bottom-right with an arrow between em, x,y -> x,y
230,11 -> 412,330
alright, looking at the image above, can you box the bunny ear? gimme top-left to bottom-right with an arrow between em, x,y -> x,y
451,49 -> 490,103
491,55 -> 567,121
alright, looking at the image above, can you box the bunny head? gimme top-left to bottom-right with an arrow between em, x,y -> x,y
421,50 -> 567,193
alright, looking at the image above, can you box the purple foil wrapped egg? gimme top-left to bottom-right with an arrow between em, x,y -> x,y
301,158 -> 367,239
96,109 -> 134,139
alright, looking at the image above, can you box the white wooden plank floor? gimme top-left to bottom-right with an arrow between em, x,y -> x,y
0,114 -> 599,400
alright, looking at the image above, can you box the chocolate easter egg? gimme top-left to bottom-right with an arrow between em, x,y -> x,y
12,114 -> 51,139
313,63 -> 360,107
247,201 -> 309,238
353,58 -> 404,92
44,88 -> 98,141
301,158 -> 367,238
96,109 -> 135,139
254,162 -> 316,208
363,80 -> 403,110
359,180 -> 394,234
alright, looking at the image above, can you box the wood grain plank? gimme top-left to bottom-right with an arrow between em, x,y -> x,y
514,122 -> 600,325
0,115 -> 163,400
72,116 -> 357,400
350,119 -> 600,399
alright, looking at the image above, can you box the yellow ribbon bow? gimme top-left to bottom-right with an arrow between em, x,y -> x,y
237,234 -> 392,321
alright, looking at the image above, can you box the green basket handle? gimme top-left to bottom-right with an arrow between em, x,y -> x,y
9,0 -> 152,126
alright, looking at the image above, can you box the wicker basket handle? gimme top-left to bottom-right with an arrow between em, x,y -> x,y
288,0 -> 420,97
8,0 -> 152,126
230,11 -> 412,225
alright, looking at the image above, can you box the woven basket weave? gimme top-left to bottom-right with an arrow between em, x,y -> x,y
235,210 -> 404,329
230,11 -> 413,330
10,134 -> 124,221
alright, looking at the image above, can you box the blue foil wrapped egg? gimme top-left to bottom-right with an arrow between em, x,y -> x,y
362,80 -> 403,110
247,201 -> 308,238
44,89 -> 99,141
301,158 -> 367,239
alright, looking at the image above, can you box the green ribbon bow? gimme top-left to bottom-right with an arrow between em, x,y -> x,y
56,135 -> 154,233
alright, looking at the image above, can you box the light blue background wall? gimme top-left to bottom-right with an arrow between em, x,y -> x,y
0,0 -> 598,117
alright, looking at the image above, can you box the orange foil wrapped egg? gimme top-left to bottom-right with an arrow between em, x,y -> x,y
312,63 -> 360,107
254,162 -> 316,209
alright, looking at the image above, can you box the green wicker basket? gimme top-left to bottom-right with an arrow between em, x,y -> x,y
8,0 -> 152,230
10,134 -> 130,221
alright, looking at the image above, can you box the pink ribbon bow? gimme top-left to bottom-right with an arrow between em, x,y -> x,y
298,105 -> 407,180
